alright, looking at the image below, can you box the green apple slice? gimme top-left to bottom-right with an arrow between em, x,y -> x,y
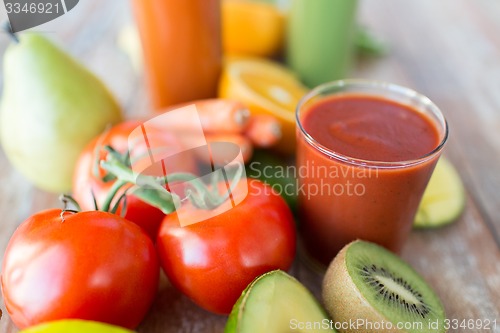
414,157 -> 465,228
19,320 -> 135,333
225,270 -> 336,333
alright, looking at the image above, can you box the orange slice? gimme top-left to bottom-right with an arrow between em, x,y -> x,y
218,57 -> 308,154
222,0 -> 285,57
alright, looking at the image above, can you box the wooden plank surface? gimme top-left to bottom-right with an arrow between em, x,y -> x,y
1,0 -> 500,332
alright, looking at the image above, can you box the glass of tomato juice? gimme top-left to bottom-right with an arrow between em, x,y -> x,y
296,80 -> 448,268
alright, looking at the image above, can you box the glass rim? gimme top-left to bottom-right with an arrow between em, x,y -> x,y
296,79 -> 449,169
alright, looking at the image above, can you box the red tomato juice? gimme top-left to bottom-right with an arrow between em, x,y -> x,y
297,92 -> 445,267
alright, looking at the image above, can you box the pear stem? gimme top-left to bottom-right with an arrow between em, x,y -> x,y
3,21 -> 19,43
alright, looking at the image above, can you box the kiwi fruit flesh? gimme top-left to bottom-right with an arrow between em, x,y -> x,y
322,241 -> 445,333
225,270 -> 337,333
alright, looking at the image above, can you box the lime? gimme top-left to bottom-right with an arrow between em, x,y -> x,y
414,157 -> 465,228
19,320 -> 134,333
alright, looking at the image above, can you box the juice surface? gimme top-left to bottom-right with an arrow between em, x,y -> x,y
297,93 -> 443,267
302,94 -> 440,161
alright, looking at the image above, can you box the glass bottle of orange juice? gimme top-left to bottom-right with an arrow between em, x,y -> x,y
132,0 -> 222,109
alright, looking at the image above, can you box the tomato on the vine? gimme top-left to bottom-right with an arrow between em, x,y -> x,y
1,209 -> 159,329
73,120 -> 198,239
156,178 -> 296,314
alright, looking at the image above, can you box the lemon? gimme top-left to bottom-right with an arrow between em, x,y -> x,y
222,0 -> 285,57
414,157 -> 466,228
219,57 -> 308,154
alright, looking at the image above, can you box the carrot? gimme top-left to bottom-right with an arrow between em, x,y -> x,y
155,99 -> 251,134
244,114 -> 282,148
169,131 -> 253,165
203,134 -> 254,165
196,99 -> 250,133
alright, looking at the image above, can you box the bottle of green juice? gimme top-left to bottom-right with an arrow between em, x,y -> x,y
286,0 -> 358,88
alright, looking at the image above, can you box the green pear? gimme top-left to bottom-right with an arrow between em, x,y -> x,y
0,33 -> 122,193
19,320 -> 135,333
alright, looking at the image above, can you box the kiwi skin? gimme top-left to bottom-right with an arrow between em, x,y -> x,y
322,241 -> 395,333
322,240 -> 445,333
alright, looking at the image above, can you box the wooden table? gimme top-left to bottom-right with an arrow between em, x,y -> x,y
1,0 -> 499,332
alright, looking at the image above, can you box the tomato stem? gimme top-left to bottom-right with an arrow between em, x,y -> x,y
98,146 -> 245,215
90,189 -> 99,211
58,194 -> 81,222
100,156 -> 181,215
59,194 -> 82,212
111,192 -> 128,216
100,179 -> 128,213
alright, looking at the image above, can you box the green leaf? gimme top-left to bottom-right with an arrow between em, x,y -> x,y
355,25 -> 389,56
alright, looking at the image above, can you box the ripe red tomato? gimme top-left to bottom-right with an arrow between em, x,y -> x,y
1,209 -> 159,329
73,120 -> 198,239
156,178 -> 296,314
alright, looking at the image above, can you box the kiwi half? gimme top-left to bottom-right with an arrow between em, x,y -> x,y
322,241 -> 445,333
